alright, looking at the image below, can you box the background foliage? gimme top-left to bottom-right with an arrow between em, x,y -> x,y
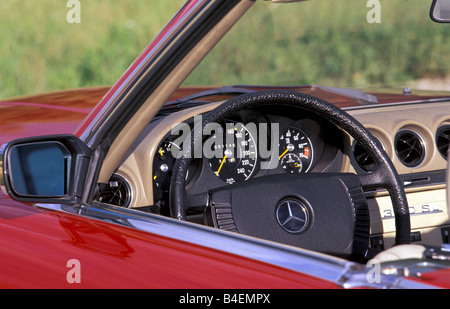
1,0 -> 449,99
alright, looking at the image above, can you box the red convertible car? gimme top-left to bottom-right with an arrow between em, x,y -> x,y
1,0 -> 450,291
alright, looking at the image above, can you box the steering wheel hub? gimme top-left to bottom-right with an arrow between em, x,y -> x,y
206,173 -> 370,260
276,198 -> 310,234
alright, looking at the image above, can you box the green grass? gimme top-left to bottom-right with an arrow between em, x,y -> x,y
186,0 -> 450,89
1,0 -> 449,99
0,0 -> 185,98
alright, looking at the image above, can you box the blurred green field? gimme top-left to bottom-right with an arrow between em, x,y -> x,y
1,0 -> 449,99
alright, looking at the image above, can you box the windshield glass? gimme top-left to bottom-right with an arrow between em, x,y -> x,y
1,0 -> 449,99
0,0 -> 185,98
184,0 -> 450,92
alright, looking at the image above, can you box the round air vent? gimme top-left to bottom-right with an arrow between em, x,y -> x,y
353,141 -> 377,172
436,125 -> 450,160
97,174 -> 132,207
395,129 -> 425,167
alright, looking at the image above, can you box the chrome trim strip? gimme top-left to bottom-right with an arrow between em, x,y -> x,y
339,266 -> 439,289
343,97 -> 450,111
36,203 -> 441,288
0,143 -> 8,197
380,209 -> 444,220
37,202 -> 353,284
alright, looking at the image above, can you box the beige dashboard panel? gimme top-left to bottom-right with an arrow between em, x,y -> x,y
368,188 -> 449,242
367,187 -> 450,248
346,101 -> 450,174
347,100 -> 450,246
118,103 -> 221,208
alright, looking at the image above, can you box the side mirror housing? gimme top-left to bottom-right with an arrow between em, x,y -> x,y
0,135 -> 91,204
430,0 -> 450,23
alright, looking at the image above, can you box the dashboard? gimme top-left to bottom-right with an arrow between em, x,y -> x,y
97,97 -> 450,250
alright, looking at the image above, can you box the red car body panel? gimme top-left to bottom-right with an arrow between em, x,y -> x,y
411,269 -> 450,288
0,87 -> 108,145
0,198 -> 339,289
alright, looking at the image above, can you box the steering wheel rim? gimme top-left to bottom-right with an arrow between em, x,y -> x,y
170,90 -> 411,246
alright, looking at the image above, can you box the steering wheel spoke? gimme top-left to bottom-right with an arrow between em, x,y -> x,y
358,168 -> 388,191
186,192 -> 209,209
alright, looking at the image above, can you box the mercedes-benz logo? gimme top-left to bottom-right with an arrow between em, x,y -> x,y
276,199 -> 309,233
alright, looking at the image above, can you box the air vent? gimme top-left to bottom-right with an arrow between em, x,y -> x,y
436,125 -> 450,160
353,141 -> 377,172
97,174 -> 132,207
395,130 -> 425,167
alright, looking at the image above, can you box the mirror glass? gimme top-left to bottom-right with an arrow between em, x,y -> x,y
431,0 -> 450,22
9,142 -> 69,197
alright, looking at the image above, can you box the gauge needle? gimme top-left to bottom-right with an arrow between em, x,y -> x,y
216,156 -> 227,176
159,148 -> 163,156
279,149 -> 289,160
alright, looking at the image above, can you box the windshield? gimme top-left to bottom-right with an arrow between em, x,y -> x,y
184,0 -> 450,92
1,0 -> 449,99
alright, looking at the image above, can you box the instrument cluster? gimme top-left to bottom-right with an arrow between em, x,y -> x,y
152,107 -> 344,209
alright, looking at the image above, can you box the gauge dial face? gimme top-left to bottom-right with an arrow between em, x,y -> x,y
158,141 -> 180,160
208,123 -> 258,184
279,127 -> 313,173
153,141 -> 180,189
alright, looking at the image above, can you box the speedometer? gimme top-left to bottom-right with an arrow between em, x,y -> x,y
208,122 -> 258,184
279,127 -> 313,173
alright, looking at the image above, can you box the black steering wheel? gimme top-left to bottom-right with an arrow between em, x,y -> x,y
170,90 -> 410,259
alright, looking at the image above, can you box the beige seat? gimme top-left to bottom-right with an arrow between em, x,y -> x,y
373,244 -> 426,263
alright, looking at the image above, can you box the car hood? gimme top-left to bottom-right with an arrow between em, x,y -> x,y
1,85 -> 448,144
0,87 -> 110,145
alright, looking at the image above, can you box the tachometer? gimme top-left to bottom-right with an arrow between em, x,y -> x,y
279,127 -> 313,173
208,122 -> 258,184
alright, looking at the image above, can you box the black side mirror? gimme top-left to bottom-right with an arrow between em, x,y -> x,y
0,135 -> 91,204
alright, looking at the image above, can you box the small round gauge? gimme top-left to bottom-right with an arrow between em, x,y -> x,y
280,153 -> 303,173
208,122 -> 258,184
279,127 -> 313,173
158,140 -> 181,159
153,141 -> 179,189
